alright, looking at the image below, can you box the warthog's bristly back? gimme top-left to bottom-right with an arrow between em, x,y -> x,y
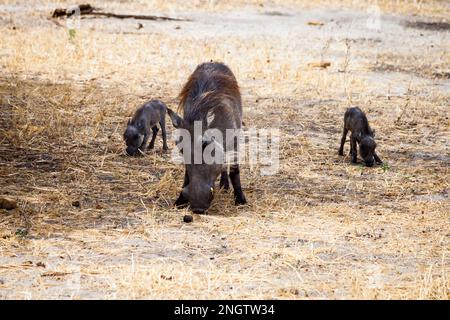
177,62 -> 242,123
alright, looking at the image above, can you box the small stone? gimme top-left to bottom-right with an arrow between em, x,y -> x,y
183,215 -> 193,223
72,200 -> 80,207
0,196 -> 17,210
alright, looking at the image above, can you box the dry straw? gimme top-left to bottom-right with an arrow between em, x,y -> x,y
0,0 -> 448,299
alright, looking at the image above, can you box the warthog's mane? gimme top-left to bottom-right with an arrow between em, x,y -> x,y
178,62 -> 242,124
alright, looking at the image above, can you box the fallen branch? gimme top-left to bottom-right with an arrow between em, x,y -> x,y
51,3 -> 189,22
52,4 -> 95,18
83,12 -> 188,21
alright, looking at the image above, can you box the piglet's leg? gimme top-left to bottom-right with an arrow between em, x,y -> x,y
219,169 -> 230,190
174,170 -> 189,208
338,128 -> 348,156
140,133 -> 149,152
148,126 -> 159,149
229,165 -> 246,205
374,152 -> 383,164
160,118 -> 168,151
350,135 -> 358,163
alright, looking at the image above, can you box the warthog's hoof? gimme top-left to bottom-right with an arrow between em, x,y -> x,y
235,195 -> 247,206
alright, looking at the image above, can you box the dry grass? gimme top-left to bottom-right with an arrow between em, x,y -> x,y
0,1 -> 449,299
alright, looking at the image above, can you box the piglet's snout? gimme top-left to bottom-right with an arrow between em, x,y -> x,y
365,158 -> 375,167
126,146 -> 137,156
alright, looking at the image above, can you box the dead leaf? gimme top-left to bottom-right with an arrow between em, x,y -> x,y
41,271 -> 72,277
307,21 -> 324,26
308,61 -> 331,68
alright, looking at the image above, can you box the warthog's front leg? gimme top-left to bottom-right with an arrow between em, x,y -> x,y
160,117 -> 168,151
350,134 -> 358,163
148,126 -> 159,149
174,170 -> 189,208
140,133 -> 149,152
374,152 -> 383,164
219,169 -> 230,190
338,128 -> 348,156
229,165 -> 246,205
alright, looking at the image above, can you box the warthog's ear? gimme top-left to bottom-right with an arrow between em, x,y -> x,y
127,118 -> 131,125
167,108 -> 184,129
372,129 -> 376,137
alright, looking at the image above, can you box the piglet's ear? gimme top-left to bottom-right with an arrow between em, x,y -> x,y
167,108 -> 185,129
372,129 -> 376,137
127,118 -> 131,125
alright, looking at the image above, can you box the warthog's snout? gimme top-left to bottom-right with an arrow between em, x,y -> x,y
365,158 -> 375,167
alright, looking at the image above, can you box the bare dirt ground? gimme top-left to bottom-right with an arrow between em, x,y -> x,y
0,0 -> 449,299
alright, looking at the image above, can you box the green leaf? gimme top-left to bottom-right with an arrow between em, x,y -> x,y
15,228 -> 28,238
68,28 -> 76,40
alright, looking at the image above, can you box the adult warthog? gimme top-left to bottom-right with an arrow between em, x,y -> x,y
168,62 -> 247,214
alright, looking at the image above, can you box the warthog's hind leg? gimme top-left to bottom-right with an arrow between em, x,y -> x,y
229,165 -> 246,205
